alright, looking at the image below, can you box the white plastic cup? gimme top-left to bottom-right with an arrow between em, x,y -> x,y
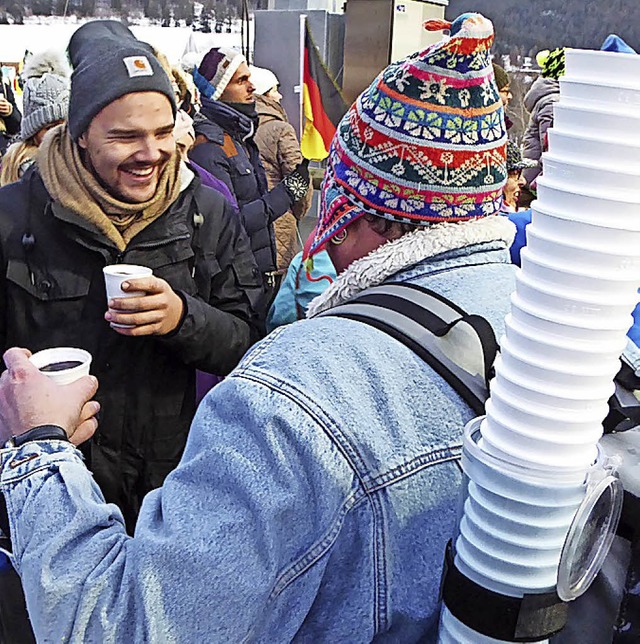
520,248 -> 640,300
455,528 -> 563,592
103,264 -> 153,300
492,356 -> 615,414
525,228 -> 640,278
553,102 -> 640,143
541,153 -> 640,198
466,482 -> 581,537
103,264 -> 153,329
499,334 -> 621,393
547,129 -> 640,173
531,205 -> 640,251
565,48 -> 640,86
536,179 -> 640,228
514,271 -> 638,323
559,77 -> 640,112
503,313 -> 627,371
482,401 -> 602,469
510,292 -> 633,343
29,347 -> 92,385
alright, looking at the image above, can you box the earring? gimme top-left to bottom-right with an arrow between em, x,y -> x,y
331,230 -> 348,245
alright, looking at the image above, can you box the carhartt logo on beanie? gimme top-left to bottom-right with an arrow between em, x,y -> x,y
193,47 -> 246,101
308,12 -> 508,257
67,20 -> 176,141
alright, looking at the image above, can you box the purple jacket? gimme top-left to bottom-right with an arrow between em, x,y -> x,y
190,161 -> 238,211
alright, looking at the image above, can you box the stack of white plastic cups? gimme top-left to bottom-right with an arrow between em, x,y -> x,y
439,48 -> 640,643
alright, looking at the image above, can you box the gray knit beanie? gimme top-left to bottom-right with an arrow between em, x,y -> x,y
67,20 -> 176,141
20,50 -> 71,141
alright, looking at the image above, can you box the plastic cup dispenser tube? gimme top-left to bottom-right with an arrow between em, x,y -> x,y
438,48 -> 640,643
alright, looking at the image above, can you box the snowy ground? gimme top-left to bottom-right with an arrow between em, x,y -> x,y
0,19 -> 249,66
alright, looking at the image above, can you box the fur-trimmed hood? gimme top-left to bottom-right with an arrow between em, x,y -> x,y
307,215 -> 515,317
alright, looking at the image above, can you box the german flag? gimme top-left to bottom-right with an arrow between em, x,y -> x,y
301,24 -> 348,161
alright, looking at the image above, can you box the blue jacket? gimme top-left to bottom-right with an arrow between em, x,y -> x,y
0,241 -> 515,642
266,250 -> 336,332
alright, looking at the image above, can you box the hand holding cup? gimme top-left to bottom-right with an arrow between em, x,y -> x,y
0,348 -> 99,446
103,266 -> 184,337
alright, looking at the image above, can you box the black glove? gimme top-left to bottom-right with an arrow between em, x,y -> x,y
283,159 -> 311,202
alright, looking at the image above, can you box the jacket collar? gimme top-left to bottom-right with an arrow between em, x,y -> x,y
256,94 -> 288,123
199,97 -> 256,142
307,216 -> 515,317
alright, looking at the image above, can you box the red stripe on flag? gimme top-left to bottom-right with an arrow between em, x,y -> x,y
303,48 -> 337,151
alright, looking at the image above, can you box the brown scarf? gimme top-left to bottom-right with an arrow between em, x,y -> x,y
37,124 -> 182,251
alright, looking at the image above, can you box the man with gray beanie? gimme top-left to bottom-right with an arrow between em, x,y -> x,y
190,47 -> 311,318
0,20 -> 262,529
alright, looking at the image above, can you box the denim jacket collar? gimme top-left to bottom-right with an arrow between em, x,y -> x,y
307,215 -> 515,316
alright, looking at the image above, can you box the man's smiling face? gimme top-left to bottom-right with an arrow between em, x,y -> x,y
78,91 -> 175,203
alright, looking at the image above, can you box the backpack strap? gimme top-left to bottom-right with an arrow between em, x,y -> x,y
317,283 -> 497,415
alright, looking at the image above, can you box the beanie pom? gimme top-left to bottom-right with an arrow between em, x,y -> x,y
23,50 -> 71,81
536,50 -> 551,68
424,19 -> 451,32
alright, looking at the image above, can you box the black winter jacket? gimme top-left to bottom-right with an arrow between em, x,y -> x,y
0,79 -> 22,156
189,99 -> 293,276
0,169 -> 262,529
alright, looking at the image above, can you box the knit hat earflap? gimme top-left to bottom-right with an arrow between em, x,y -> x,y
194,47 -> 246,100
307,12 -> 508,257
20,49 -> 71,141
67,20 -> 176,141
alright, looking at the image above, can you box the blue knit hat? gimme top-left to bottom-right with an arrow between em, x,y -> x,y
601,35 -> 637,54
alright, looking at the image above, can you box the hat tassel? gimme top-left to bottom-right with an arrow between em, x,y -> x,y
424,19 -> 452,32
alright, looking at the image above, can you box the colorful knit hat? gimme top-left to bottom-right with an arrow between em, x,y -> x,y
506,140 -> 537,173
538,48 -> 566,79
193,47 -> 246,101
308,12 -> 507,257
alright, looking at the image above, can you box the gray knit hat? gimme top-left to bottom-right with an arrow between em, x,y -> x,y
20,50 -> 71,141
67,20 -> 176,141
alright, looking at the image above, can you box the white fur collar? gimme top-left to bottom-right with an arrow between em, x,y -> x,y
307,216 -> 515,317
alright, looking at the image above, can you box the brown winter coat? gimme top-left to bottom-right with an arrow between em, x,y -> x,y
255,94 -> 313,271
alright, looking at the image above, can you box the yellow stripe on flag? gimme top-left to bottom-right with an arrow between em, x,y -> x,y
301,83 -> 330,161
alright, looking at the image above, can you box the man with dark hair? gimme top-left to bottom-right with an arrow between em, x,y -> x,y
190,48 -> 311,317
0,21 -> 262,527
0,13 -> 515,643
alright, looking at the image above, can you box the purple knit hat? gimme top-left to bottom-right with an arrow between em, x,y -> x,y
193,47 -> 246,100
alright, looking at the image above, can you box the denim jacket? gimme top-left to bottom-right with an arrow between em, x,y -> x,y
0,241 -> 516,643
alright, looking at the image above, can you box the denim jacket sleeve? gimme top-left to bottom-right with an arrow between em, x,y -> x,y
0,362 -> 357,641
